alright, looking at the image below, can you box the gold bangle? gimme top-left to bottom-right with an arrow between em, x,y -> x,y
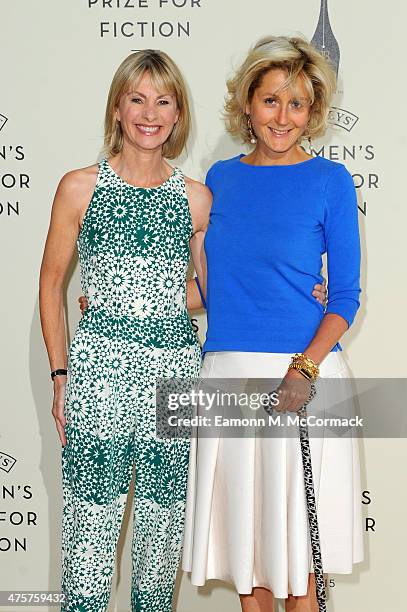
288,353 -> 320,381
288,362 -> 314,380
295,353 -> 320,374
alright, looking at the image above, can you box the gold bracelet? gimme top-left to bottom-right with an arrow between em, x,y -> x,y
288,353 -> 320,381
295,353 -> 320,378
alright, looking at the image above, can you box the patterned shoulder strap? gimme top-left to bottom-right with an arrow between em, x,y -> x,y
170,166 -> 195,238
171,166 -> 189,198
96,157 -> 114,187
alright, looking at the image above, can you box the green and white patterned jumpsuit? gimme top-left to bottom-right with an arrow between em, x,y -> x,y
61,158 -> 202,612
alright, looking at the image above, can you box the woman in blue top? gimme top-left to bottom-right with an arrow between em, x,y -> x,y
182,36 -> 363,611
78,39 -> 357,611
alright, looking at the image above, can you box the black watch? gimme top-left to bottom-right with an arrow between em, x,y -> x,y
51,369 -> 67,380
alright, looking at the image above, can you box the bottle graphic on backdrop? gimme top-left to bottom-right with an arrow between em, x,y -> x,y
311,0 -> 340,77
310,1 -> 358,133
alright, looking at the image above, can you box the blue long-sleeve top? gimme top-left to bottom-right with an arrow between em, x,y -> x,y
202,154 -> 361,354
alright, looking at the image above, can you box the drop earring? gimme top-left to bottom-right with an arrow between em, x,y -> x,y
247,115 -> 257,145
305,126 -> 313,154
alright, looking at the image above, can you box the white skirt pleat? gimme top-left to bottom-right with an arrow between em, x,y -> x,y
182,351 -> 364,598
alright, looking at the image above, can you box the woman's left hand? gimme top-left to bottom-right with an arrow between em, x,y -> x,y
275,369 -> 312,413
78,295 -> 88,314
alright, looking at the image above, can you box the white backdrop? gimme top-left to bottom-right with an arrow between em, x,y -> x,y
1,1 -> 406,611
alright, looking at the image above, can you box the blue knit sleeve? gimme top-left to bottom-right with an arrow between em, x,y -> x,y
204,161 -> 220,192
324,164 -> 361,327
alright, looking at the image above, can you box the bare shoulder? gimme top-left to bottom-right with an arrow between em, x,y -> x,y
184,175 -> 212,233
57,164 -> 99,199
184,175 -> 212,209
52,163 -> 99,223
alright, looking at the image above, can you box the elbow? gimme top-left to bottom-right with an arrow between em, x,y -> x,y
39,270 -> 65,311
325,290 -> 361,329
39,263 -> 65,293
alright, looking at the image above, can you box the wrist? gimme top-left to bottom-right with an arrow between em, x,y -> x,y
288,353 -> 319,381
303,351 -> 320,366
285,368 -> 307,380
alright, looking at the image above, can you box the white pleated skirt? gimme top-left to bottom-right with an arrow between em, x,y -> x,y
181,351 -> 364,598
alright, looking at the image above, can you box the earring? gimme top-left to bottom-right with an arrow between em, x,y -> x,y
247,115 -> 257,144
304,123 -> 312,153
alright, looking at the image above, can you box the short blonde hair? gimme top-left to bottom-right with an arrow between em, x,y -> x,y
104,50 -> 191,159
225,35 -> 336,143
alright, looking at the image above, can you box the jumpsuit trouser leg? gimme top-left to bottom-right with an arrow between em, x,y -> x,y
61,335 -> 199,612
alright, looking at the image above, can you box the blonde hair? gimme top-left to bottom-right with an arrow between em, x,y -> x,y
104,50 -> 191,159
225,35 -> 336,144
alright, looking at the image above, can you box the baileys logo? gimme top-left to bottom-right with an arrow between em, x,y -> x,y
0,451 -> 17,473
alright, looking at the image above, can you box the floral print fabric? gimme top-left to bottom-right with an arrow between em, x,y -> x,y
61,159 -> 201,611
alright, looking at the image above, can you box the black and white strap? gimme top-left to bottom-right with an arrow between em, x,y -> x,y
265,383 -> 326,610
297,383 -> 327,611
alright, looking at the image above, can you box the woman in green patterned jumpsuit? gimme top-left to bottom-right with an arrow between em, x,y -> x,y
39,50 -> 211,612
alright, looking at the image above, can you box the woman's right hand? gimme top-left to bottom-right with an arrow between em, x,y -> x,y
78,295 -> 88,313
52,377 -> 67,447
